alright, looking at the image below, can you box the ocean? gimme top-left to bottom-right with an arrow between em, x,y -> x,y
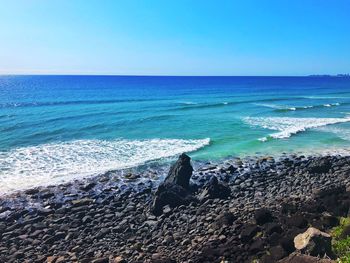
1,75 -> 350,193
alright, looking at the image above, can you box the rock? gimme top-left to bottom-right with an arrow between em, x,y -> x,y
114,256 -> 127,263
12,251 -> 24,259
240,224 -> 260,242
249,239 -> 265,253
307,158 -> 332,174
25,188 -> 39,195
226,165 -> 237,174
198,176 -> 231,200
151,154 -> 196,216
269,245 -> 287,261
255,208 -> 273,225
265,222 -> 283,235
91,258 -> 109,263
286,214 -> 308,229
278,252 -> 334,263
46,256 -> 58,263
151,183 -> 196,216
164,153 -> 193,189
213,212 -> 236,228
320,214 -> 339,228
80,182 -> 96,191
71,198 -> 94,207
294,227 -> 334,258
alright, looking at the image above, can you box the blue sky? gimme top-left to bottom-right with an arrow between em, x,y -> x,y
0,0 -> 349,76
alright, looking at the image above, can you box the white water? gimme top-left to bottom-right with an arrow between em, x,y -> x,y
0,138 -> 210,193
244,117 -> 350,141
253,103 -> 296,111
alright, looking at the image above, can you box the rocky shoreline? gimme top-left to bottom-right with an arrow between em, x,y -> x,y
1,153 -> 350,262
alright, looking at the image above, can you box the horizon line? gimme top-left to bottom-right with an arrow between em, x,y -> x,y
0,73 -> 349,78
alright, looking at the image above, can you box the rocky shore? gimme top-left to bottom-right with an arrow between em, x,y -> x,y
1,153 -> 350,262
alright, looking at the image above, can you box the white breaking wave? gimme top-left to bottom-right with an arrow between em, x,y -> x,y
244,117 -> 350,141
254,103 -> 296,111
0,138 -> 210,193
255,102 -> 341,111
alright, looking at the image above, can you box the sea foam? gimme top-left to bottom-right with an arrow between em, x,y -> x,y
0,138 -> 210,193
244,117 -> 350,141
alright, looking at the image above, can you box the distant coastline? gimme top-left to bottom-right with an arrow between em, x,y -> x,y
308,74 -> 350,77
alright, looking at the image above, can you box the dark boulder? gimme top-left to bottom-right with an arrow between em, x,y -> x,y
151,184 -> 196,216
249,239 -> 265,253
240,224 -> 260,242
198,176 -> 231,201
285,214 -> 308,229
164,153 -> 193,189
151,153 -> 196,216
213,212 -> 236,229
307,158 -> 332,174
255,208 -> 273,225
265,222 -> 283,235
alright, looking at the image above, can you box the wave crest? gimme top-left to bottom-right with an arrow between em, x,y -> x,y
255,102 -> 342,112
244,117 -> 350,141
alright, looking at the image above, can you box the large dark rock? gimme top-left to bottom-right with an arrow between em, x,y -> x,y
151,153 -> 196,216
151,184 -> 196,216
198,176 -> 231,201
164,153 -> 193,189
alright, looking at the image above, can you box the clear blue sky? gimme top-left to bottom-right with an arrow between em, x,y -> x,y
1,0 -> 349,76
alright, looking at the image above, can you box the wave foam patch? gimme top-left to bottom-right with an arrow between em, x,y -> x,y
244,117 -> 350,141
0,138 -> 210,193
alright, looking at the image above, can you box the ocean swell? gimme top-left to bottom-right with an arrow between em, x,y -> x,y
0,138 -> 210,193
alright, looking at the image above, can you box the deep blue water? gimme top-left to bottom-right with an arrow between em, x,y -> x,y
1,75 -> 350,192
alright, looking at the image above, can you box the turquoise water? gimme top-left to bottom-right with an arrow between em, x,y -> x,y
1,75 -> 350,192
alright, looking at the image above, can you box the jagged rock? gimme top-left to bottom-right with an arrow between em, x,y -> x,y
294,227 -> 334,258
164,153 -> 193,189
151,153 -> 196,216
198,176 -> 231,201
